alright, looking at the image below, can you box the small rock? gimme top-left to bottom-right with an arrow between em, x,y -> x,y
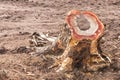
16,46 -> 32,53
102,37 -> 106,41
0,47 -> 7,54
19,32 -> 30,35
118,36 -> 120,39
100,37 -> 106,44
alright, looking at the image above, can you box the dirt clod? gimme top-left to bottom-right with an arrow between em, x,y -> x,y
0,47 -> 7,54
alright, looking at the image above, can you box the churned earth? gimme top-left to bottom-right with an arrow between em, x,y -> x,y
0,0 -> 119,80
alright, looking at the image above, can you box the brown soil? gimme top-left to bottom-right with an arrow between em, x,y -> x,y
0,0 -> 119,80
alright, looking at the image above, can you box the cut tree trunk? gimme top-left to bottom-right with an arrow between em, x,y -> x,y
29,10 -> 111,72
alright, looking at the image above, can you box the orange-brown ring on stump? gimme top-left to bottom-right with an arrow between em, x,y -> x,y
65,10 -> 104,40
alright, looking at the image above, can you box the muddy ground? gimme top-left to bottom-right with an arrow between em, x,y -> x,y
0,0 -> 119,80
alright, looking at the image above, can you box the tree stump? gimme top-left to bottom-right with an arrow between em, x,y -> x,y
29,10 -> 111,72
